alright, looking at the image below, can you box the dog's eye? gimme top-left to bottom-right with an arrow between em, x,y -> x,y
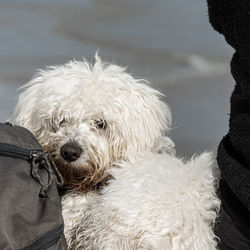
94,119 -> 107,130
59,119 -> 67,127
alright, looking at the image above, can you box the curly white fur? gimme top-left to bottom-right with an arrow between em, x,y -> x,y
10,56 -> 220,249
67,152 -> 220,250
10,56 -> 174,190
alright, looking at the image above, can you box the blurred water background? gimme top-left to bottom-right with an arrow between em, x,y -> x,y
0,0 -> 234,156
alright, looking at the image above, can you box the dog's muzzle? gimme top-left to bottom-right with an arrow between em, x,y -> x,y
60,142 -> 83,162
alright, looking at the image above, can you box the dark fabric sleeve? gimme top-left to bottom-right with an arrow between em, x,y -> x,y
207,0 -> 250,249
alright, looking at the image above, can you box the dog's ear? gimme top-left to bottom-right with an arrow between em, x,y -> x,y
10,75 -> 42,131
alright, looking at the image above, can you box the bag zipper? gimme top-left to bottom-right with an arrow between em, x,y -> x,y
21,224 -> 64,250
0,143 -> 64,197
0,143 -> 54,197
0,143 -> 42,161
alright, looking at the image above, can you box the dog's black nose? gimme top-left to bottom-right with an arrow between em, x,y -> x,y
60,142 -> 83,162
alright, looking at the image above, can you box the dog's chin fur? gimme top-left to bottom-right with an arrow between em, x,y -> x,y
54,158 -> 112,193
10,56 -> 220,249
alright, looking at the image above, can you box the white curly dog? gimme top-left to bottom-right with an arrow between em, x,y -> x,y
10,56 -> 220,250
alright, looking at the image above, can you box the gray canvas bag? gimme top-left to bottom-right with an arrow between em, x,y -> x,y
0,123 -> 67,250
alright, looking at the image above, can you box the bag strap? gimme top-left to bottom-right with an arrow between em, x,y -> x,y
0,143 -> 64,197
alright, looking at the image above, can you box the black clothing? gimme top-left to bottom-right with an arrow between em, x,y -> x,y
207,0 -> 250,249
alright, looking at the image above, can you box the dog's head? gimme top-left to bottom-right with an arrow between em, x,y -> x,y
10,56 -> 174,192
